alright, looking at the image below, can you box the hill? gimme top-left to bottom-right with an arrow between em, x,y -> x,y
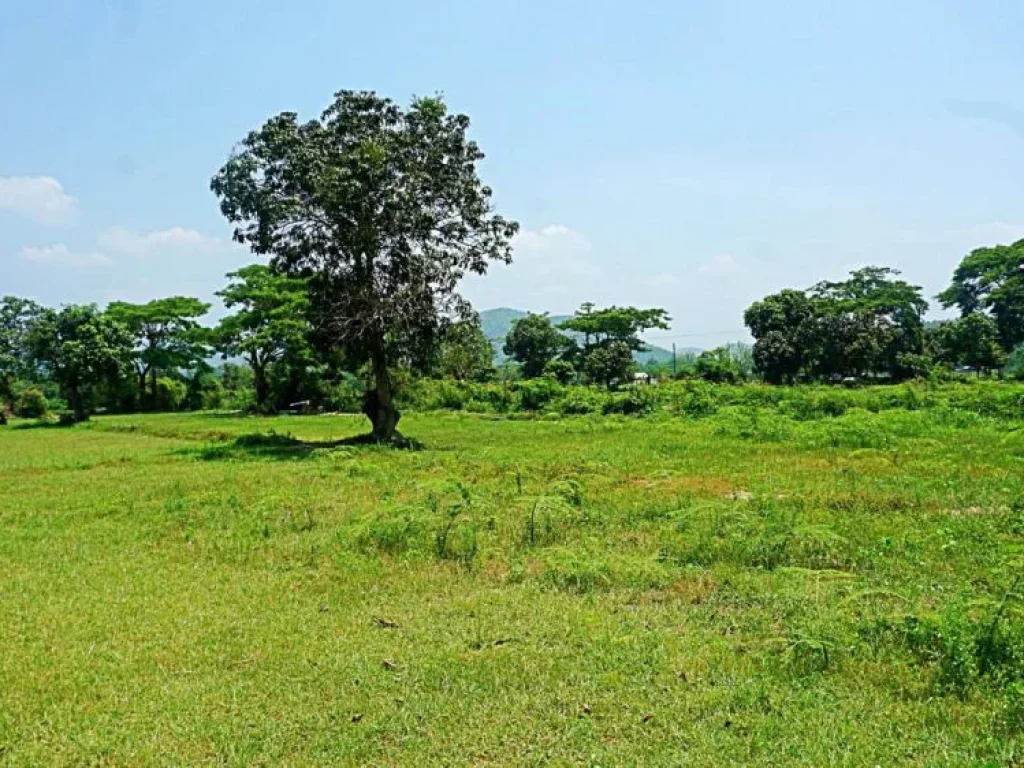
479,307 -> 697,365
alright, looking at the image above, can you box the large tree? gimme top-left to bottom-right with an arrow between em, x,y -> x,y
938,239 -> 1024,351
503,313 -> 567,378
211,90 -> 517,441
0,296 -> 44,408
28,305 -> 133,422
107,297 -> 210,409
809,267 -> 928,380
213,265 -> 311,411
743,289 -> 815,383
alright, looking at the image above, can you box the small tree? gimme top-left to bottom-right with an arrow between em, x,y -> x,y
694,347 -> 743,383
935,312 -> 1006,374
542,359 -> 576,385
0,296 -> 44,408
559,304 -> 670,361
107,297 -> 210,409
435,316 -> 494,381
28,305 -> 133,422
584,340 -> 635,388
212,90 -> 517,442
503,313 -> 567,378
213,265 -> 311,411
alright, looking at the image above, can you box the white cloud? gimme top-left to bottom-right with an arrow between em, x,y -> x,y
99,226 -> 237,256
699,253 -> 743,275
0,176 -> 78,225
510,224 -> 598,278
20,244 -> 112,268
461,223 -> 600,308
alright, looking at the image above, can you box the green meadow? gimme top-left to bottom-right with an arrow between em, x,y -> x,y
3,398 -> 1024,765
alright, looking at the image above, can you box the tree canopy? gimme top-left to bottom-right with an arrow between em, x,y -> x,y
213,265 -> 311,410
107,297 -> 210,409
434,316 -> 494,382
28,305 -> 133,422
211,90 -> 517,441
0,296 -> 44,407
503,313 -> 567,378
745,268 -> 928,382
934,312 -> 1006,373
938,239 -> 1024,351
559,304 -> 670,353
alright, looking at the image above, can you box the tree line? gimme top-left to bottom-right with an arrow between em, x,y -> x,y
2,89 -> 1023,437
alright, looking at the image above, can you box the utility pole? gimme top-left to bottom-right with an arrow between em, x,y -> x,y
672,343 -> 677,376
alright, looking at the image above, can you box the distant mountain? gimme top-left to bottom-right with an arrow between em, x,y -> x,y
479,307 -> 699,365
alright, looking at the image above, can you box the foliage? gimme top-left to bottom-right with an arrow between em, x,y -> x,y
939,238 -> 1024,351
213,265 -> 311,411
107,296 -> 210,409
211,90 -> 517,441
542,359 -> 576,385
13,386 -> 48,418
745,268 -> 929,382
694,346 -> 745,383
809,267 -> 928,380
744,289 -> 816,384
27,305 -> 134,422
933,312 -> 1006,373
503,313 -> 568,378
434,315 -> 494,381
582,339 -> 635,388
0,296 -> 44,406
558,303 -> 670,353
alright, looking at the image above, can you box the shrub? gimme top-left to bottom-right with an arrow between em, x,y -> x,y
542,359 -> 576,385
14,387 -> 48,418
558,386 -> 606,415
516,378 -> 562,411
603,385 -> 657,416
155,378 -> 188,411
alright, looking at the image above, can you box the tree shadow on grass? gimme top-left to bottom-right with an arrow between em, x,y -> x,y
8,420 -> 72,431
180,431 -> 423,462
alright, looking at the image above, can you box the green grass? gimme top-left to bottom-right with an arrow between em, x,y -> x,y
2,405 -> 1024,765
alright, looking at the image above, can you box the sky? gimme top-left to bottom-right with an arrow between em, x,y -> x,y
2,0 -> 1024,348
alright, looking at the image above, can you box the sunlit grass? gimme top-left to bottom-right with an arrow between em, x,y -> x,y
2,406 -> 1023,764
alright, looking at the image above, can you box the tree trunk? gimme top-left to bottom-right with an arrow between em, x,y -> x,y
253,361 -> 269,412
150,366 -> 158,408
363,348 -> 401,442
69,385 -> 88,423
137,368 -> 149,411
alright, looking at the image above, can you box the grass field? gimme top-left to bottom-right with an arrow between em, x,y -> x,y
2,404 -> 1024,765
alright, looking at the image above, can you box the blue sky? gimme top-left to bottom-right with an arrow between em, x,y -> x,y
2,0 -> 1023,348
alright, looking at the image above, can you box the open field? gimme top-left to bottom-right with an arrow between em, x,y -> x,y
3,403 -> 1024,765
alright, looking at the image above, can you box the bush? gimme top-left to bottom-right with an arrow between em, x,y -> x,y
542,359 -> 576,385
14,387 -> 48,418
516,378 -> 562,411
603,385 -> 657,416
155,378 -> 188,411
558,386 -> 606,415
